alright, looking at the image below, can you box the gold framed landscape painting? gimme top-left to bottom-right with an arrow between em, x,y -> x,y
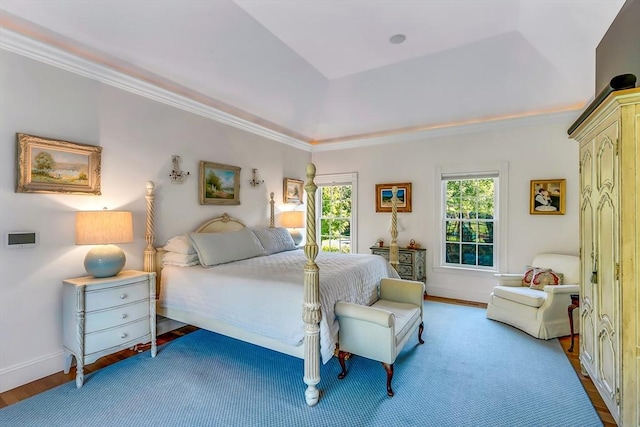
530,179 -> 566,215
376,182 -> 412,213
199,161 -> 241,205
284,178 -> 304,204
16,133 -> 102,195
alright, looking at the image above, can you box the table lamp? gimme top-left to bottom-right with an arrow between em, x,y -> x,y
75,210 -> 133,278
280,210 -> 304,246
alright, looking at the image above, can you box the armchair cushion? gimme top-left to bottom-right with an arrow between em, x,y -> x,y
493,286 -> 546,308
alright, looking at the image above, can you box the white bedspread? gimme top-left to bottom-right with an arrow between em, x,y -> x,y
159,250 -> 399,363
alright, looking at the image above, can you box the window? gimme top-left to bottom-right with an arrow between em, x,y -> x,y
315,173 -> 358,253
437,163 -> 507,272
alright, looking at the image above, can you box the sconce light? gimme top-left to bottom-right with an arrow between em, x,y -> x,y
281,210 -> 305,246
75,209 -> 134,278
169,155 -> 190,184
249,168 -> 264,188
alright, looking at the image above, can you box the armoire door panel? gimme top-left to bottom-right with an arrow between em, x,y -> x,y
598,328 -> 620,413
580,148 -> 592,197
596,195 -> 617,335
595,124 -> 617,193
581,305 -> 596,368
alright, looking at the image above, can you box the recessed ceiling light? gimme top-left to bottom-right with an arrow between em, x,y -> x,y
389,33 -> 406,44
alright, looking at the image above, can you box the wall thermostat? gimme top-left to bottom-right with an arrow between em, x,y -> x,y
6,231 -> 38,248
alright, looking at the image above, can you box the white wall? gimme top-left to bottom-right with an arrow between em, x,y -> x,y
312,117 -> 580,302
0,50 -> 310,392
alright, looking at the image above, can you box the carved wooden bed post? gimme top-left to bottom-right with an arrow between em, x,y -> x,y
144,181 -> 156,274
389,186 -> 399,271
269,192 -> 275,228
303,163 -> 321,406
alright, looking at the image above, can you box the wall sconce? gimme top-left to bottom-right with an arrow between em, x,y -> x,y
249,168 -> 264,188
169,155 -> 190,184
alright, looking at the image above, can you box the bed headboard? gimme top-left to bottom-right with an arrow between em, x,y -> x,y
195,214 -> 245,233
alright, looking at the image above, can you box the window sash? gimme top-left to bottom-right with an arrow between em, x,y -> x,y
441,176 -> 497,270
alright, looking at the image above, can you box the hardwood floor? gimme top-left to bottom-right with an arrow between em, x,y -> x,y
0,303 -> 616,426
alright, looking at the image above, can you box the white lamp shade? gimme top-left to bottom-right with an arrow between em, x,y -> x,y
281,210 -> 304,246
76,210 -> 133,277
76,211 -> 134,244
280,211 -> 304,229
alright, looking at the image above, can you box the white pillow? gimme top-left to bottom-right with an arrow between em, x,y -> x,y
163,235 -> 196,255
188,228 -> 265,267
162,252 -> 199,267
251,227 -> 297,255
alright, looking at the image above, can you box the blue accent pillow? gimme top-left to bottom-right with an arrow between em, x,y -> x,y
188,228 -> 265,267
251,227 -> 296,255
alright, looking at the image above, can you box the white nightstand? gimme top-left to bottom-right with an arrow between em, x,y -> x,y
62,270 -> 157,387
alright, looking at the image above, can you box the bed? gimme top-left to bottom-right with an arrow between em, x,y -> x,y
142,163 -> 402,406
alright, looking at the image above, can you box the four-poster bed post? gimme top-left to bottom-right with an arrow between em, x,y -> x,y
302,163 -> 321,406
389,186 -> 399,271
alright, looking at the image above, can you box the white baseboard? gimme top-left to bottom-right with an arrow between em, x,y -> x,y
426,285 -> 489,304
1,318 -> 187,393
0,350 -> 64,393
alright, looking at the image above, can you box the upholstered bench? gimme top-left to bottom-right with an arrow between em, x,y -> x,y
335,278 -> 424,396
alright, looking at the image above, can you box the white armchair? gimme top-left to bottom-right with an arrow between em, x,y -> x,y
486,253 -> 580,339
335,278 -> 424,397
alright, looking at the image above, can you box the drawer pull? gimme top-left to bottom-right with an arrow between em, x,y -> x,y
121,314 -> 127,319
120,293 -> 127,299
121,333 -> 128,339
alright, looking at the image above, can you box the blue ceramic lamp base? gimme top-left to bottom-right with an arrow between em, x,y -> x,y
84,244 -> 126,278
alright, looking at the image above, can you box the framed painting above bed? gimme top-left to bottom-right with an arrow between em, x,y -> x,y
199,161 -> 241,205
284,178 -> 304,204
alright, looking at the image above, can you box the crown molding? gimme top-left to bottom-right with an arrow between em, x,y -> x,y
0,27 -> 312,152
310,109 -> 581,152
0,26 -> 584,154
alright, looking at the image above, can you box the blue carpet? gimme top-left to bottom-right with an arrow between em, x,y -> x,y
1,301 -> 601,427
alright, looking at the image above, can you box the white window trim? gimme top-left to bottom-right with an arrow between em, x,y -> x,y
433,162 -> 508,274
314,172 -> 358,253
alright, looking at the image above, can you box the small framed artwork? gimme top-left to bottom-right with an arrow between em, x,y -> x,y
376,182 -> 412,213
530,179 -> 566,215
16,133 -> 102,195
284,178 -> 304,204
199,161 -> 241,205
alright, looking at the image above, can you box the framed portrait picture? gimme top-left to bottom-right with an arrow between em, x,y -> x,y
199,161 -> 241,205
284,178 -> 304,204
530,179 -> 566,215
375,182 -> 412,212
16,133 -> 102,195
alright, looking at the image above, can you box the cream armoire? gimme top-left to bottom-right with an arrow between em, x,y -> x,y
569,87 -> 639,427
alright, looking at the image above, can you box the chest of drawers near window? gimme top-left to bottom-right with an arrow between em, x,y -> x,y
370,246 -> 426,284
62,270 -> 156,388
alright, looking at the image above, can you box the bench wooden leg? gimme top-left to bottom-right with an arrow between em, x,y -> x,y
382,362 -> 394,397
337,350 -> 349,379
418,321 -> 425,344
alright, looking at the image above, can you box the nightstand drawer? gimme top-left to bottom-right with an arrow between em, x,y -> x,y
85,318 -> 150,355
398,252 -> 413,264
397,264 -> 414,278
371,249 -> 389,260
85,300 -> 150,333
85,280 -> 149,312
